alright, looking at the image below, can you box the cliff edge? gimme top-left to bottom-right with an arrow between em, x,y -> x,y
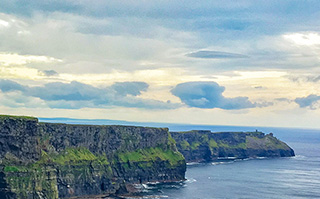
171,130 -> 295,163
0,115 -> 186,199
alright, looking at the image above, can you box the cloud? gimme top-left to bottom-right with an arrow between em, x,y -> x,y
0,53 -> 62,66
171,81 -> 256,110
275,98 -> 291,103
0,79 -> 178,109
39,70 -> 59,76
111,95 -> 178,109
253,86 -> 267,90
307,76 -> 320,82
295,94 -> 320,110
254,101 -> 273,108
28,81 -> 105,101
186,50 -> 248,59
288,75 -> 320,83
111,82 -> 148,96
283,33 -> 320,46
0,79 -> 25,92
0,91 -> 46,108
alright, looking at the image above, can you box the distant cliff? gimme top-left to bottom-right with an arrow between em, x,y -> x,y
171,130 -> 295,163
0,115 -> 186,199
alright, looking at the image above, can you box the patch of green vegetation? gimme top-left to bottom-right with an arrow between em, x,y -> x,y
218,142 -> 247,149
209,139 -> 218,148
190,141 -> 201,150
168,132 -> 176,145
236,142 -> 247,149
265,137 -> 288,150
138,161 -> 153,168
3,147 -> 112,199
28,148 -> 110,167
180,140 -> 190,150
247,135 -> 288,150
52,147 -> 97,164
49,147 -> 109,165
0,114 -> 37,121
5,168 -> 59,199
200,135 -> 209,143
4,166 -> 22,172
116,147 -> 184,166
249,136 -> 262,140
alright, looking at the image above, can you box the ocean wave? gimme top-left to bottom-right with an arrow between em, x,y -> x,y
256,157 -> 267,159
211,161 -> 235,166
291,154 -> 306,159
186,162 -> 200,166
121,195 -> 169,199
185,178 -> 197,183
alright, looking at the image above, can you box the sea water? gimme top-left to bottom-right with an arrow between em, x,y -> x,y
139,126 -> 320,199
39,118 -> 320,199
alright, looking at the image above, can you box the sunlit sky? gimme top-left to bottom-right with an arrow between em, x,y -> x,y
1,1 -> 320,128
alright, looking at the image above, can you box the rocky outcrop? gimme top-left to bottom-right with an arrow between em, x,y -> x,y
0,115 -> 186,199
171,130 -> 295,163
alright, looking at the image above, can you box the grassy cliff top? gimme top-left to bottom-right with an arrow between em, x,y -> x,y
0,114 -> 38,121
39,122 -> 169,132
0,115 -> 168,130
171,130 -> 264,135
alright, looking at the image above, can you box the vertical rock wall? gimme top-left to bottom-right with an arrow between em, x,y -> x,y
0,115 -> 186,199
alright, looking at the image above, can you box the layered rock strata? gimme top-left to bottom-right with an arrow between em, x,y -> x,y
0,115 -> 186,199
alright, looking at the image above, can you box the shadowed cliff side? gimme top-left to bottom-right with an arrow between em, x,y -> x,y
0,115 -> 186,199
171,130 -> 295,163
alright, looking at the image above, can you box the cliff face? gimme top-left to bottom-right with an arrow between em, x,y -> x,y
171,130 -> 295,163
0,115 -> 186,199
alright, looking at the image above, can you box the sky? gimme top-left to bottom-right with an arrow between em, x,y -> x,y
1,1 -> 320,128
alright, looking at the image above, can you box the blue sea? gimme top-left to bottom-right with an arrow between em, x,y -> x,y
40,118 -> 320,199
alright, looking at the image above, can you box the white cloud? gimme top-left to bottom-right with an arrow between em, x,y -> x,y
0,53 -> 63,66
0,19 -> 9,28
283,32 -> 320,46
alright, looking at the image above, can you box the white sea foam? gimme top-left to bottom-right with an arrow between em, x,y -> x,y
186,178 -> 197,183
291,154 -> 306,159
186,162 -> 200,166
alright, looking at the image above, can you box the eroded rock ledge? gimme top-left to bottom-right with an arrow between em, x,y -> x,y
0,115 -> 185,199
171,130 -> 295,163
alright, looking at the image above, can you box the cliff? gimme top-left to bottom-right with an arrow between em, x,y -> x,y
0,115 -> 186,199
171,130 -> 295,163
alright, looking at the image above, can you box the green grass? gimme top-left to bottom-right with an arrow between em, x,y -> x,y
4,166 -> 22,172
180,140 -> 190,150
218,142 -> 247,149
168,133 -> 176,145
190,141 -> 201,150
200,135 -> 209,143
0,115 -> 37,121
51,147 -> 109,165
29,147 -> 109,166
116,147 -> 184,166
209,139 -> 218,148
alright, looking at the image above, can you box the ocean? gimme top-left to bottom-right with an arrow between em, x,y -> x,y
39,118 -> 320,199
